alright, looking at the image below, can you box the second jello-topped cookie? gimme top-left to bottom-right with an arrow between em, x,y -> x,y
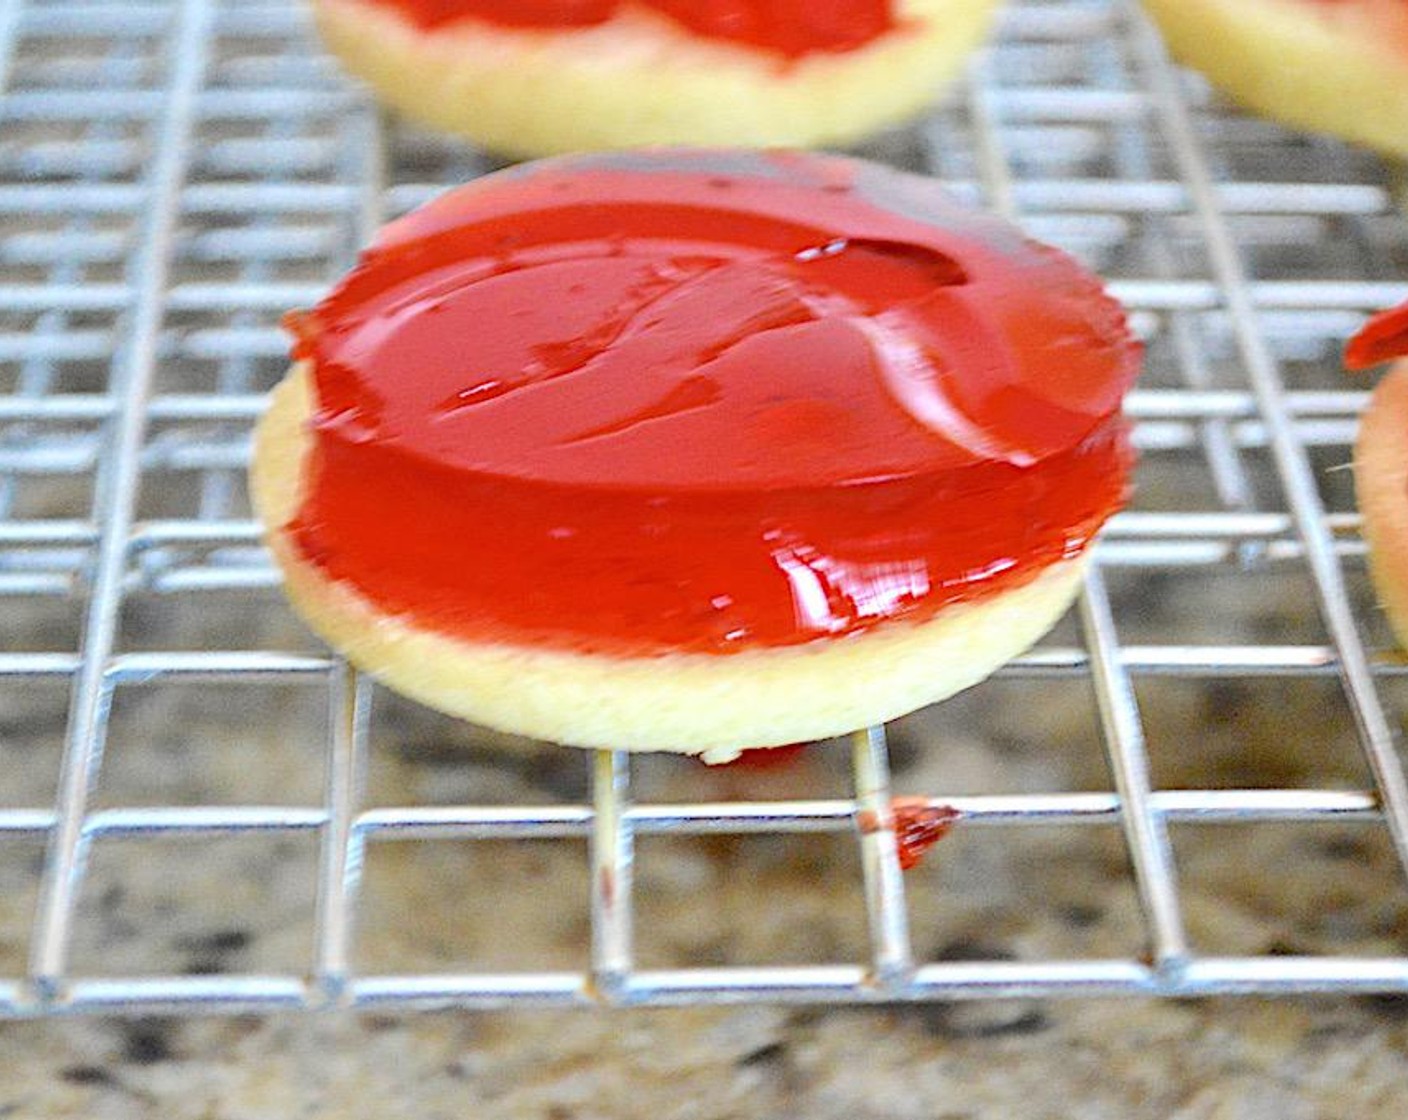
1140,0 -> 1408,157
311,0 -> 1001,155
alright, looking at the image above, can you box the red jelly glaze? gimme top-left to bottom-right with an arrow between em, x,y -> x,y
372,0 -> 896,57
1347,299 -> 1408,369
286,151 -> 1140,658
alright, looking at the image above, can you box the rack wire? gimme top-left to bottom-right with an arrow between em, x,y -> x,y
2,0 -> 1408,1016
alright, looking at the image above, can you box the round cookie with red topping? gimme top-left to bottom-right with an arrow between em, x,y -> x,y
1350,299 -> 1408,646
1140,0 -> 1408,157
312,0 -> 1000,155
251,151 -> 1140,760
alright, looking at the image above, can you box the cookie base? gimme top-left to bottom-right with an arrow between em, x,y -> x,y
252,365 -> 1090,760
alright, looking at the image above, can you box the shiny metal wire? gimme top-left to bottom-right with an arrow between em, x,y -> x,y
2,0 -> 1408,1015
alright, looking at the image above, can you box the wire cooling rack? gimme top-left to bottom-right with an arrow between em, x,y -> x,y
2,0 -> 1408,1017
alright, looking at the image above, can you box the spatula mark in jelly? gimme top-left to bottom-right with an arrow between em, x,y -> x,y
560,373 -> 724,445
795,237 -> 969,288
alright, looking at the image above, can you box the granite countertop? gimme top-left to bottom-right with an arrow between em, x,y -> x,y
3,585 -> 1407,1116
6,995 -> 1408,1119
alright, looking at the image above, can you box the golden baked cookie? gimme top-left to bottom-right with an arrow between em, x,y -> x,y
1350,300 -> 1408,646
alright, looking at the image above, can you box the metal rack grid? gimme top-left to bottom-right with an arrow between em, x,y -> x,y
2,0 -> 1408,1016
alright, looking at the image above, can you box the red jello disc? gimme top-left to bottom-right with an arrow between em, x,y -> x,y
285,151 -> 1139,658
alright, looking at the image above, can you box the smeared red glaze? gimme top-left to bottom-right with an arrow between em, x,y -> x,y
286,152 -> 1139,657
891,797 -> 960,869
855,796 -> 960,869
370,0 -> 897,57
1347,299 -> 1408,370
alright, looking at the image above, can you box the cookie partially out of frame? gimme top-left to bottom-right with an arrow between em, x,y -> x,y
1350,301 -> 1408,648
1141,0 -> 1408,157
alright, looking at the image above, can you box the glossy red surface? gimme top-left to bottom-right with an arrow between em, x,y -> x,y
286,152 -> 1139,656
370,0 -> 896,57
1347,299 -> 1408,369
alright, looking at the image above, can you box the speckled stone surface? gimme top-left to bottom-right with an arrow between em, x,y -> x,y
2,997 -> 1408,1118
3,590 -> 1408,1115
